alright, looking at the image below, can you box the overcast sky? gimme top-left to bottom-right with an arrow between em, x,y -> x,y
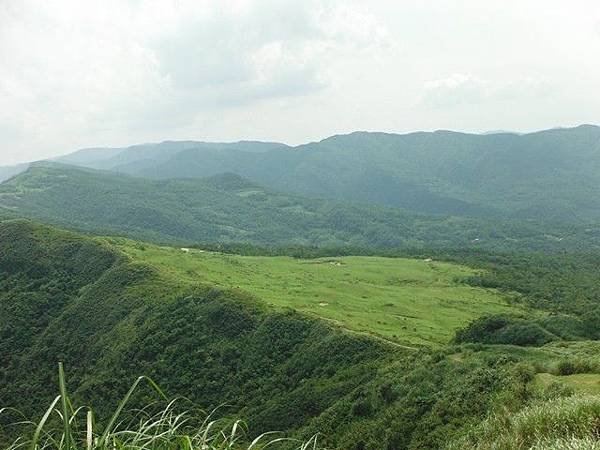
1,0 -> 599,165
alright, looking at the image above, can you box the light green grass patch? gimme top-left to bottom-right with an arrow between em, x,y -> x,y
114,241 -> 527,347
536,373 -> 600,396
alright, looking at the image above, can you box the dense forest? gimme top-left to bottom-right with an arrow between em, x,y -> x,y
2,163 -> 600,252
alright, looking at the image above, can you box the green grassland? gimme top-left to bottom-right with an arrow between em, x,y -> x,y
115,240 -> 528,346
536,373 -> 600,395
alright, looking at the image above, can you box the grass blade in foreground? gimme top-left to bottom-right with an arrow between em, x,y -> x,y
7,364 -> 323,450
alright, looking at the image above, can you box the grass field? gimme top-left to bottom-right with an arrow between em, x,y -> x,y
535,373 -> 600,395
114,240 -> 527,346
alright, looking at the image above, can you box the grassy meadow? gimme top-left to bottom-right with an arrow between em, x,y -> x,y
114,239 -> 528,346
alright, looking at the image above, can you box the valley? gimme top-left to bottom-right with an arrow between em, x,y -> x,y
2,162 -> 599,253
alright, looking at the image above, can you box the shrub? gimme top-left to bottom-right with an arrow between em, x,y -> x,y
557,360 -> 578,376
555,359 -> 595,376
454,315 -> 556,346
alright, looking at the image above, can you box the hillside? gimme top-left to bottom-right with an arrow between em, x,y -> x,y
0,220 -> 540,449
2,220 -> 600,449
53,125 -> 600,222
1,162 -> 599,252
0,219 -> 395,446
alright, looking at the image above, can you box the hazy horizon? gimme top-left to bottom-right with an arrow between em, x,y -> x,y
1,0 -> 600,165
3,123 -> 599,167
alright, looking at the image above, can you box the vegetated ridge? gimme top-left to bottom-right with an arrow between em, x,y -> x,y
1,162 -> 599,252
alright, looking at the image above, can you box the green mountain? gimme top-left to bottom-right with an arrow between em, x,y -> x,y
1,162 -> 596,251
57,140 -> 289,171
3,126 -> 600,450
3,220 -> 599,449
55,125 -> 600,222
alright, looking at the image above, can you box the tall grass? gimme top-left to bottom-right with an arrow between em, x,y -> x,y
1,363 -> 321,450
447,394 -> 600,450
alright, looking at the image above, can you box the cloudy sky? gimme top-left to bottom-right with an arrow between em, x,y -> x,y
1,0 -> 599,165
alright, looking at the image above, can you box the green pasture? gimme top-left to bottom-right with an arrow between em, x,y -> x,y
116,241 -> 526,346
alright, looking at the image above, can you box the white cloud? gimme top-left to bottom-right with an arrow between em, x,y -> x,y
0,0 -> 393,164
420,74 -> 488,108
0,0 -> 599,165
419,74 -> 555,109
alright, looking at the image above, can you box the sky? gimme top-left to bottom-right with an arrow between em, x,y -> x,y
1,0 -> 600,165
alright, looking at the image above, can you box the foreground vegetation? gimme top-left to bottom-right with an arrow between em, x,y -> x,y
10,363 -> 600,450
3,363 -> 321,450
3,219 -> 600,449
449,394 -> 600,450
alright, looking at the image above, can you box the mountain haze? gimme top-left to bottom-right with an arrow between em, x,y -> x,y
0,163 -> 29,183
57,140 -> 289,170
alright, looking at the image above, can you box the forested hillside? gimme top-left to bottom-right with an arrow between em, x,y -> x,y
0,220 -> 539,448
1,163 -> 599,252
51,125 -> 600,222
2,220 -> 600,449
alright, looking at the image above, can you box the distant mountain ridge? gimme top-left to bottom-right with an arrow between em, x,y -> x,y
2,125 -> 600,222
0,163 -> 29,183
45,124 -> 600,222
57,140 -> 289,168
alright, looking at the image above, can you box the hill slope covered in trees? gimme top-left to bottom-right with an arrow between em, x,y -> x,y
53,125 -> 600,222
0,220 -> 539,448
2,220 -> 600,449
1,162 -> 599,252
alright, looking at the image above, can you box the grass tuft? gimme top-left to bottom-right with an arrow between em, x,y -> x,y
4,364 -> 321,450
448,394 -> 600,450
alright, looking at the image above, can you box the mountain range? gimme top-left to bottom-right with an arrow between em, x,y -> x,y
45,124 -> 600,222
1,125 -> 600,251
